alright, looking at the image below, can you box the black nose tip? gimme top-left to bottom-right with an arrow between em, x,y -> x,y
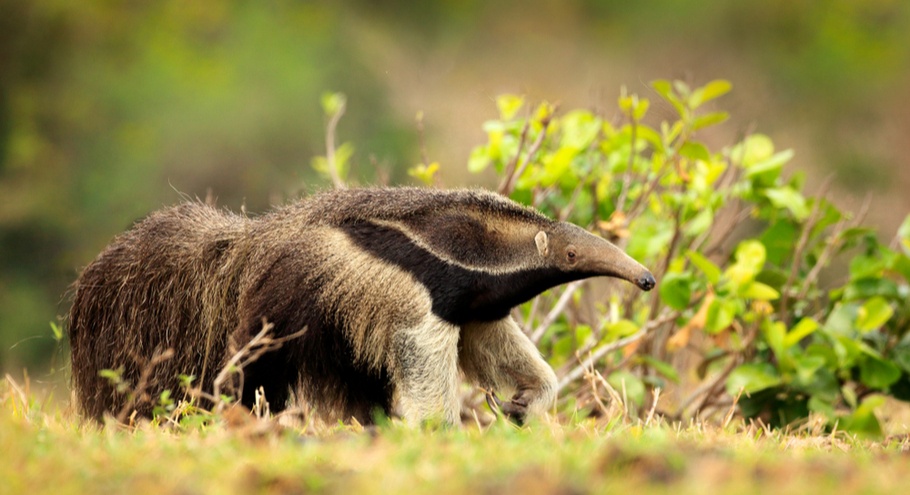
638,273 -> 656,291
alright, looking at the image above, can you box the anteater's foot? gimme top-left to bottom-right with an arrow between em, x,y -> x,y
485,390 -> 528,426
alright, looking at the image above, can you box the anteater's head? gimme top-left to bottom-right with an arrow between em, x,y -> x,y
534,222 -> 655,291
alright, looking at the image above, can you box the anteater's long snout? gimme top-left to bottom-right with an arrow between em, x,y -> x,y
583,234 -> 656,292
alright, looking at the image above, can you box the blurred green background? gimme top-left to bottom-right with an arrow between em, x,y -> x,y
2,0 -> 910,377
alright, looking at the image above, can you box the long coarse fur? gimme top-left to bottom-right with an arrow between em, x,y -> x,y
69,187 -> 653,424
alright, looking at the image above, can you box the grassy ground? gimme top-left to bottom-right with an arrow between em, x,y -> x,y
3,378 -> 909,495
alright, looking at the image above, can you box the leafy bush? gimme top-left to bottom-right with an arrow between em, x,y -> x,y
445,80 -> 910,434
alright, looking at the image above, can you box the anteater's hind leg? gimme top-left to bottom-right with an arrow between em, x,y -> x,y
459,317 -> 557,424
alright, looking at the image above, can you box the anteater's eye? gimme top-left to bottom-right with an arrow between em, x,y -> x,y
567,250 -> 577,262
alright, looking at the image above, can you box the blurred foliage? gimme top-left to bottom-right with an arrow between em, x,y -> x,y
3,0 -> 910,387
0,0 -> 415,370
467,81 -> 910,434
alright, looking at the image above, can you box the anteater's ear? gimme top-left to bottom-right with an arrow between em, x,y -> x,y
534,230 -> 549,257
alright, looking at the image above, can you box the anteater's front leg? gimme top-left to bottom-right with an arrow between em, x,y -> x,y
391,315 -> 462,425
459,317 -> 558,424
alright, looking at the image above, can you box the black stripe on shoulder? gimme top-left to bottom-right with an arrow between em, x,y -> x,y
340,221 -> 576,324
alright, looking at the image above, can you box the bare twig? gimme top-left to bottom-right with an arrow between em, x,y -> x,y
558,184 -> 585,223
722,387 -> 744,429
4,374 -> 29,411
779,175 -> 834,325
557,309 -> 676,391
115,348 -> 176,424
795,195 -> 870,302
645,387 -> 662,426
415,111 -> 430,168
615,118 -> 638,211
702,206 -> 752,257
647,211 -> 684,360
676,323 -> 759,418
498,116 -> 552,195
531,281 -> 583,343
498,120 -> 530,193
212,320 -> 308,411
520,295 -> 542,336
325,99 -> 347,190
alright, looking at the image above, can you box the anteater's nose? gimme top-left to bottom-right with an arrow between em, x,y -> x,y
637,272 -> 656,291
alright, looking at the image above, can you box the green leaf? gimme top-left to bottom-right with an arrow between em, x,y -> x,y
840,396 -> 885,437
605,320 -> 639,341
726,363 -> 781,395
633,98 -> 650,121
893,341 -> 910,373
740,281 -> 780,301
746,149 -> 794,175
49,321 -> 63,342
898,214 -> 910,255
843,277 -> 900,301
639,356 -> 680,384
760,220 -> 799,266
683,208 -> 714,237
692,80 -> 732,108
784,318 -> 819,348
627,216 -> 674,262
692,111 -> 730,131
849,255 -> 886,279
731,134 -> 774,167
467,146 -> 491,173
650,79 -> 685,117
792,354 -> 826,388
636,125 -> 664,152
705,298 -> 736,334
658,272 -> 692,310
687,250 -> 721,285
561,110 -> 602,150
575,324 -> 593,346
762,321 -> 788,364
407,162 -> 440,185
765,186 -> 809,220
540,147 -> 576,186
832,334 -> 864,368
496,94 -> 524,120
859,356 -> 901,389
855,296 -> 894,333
552,335 -> 575,366
320,92 -> 346,116
607,370 -> 646,407
824,303 -> 859,337
735,240 -> 767,272
679,141 -> 711,162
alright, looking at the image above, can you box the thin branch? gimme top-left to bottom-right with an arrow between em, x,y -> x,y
615,118 -> 638,211
702,206 -> 752,257
779,175 -> 834,325
498,116 -> 552,196
676,323 -> 759,418
115,348 -> 176,424
212,320 -> 308,410
795,194 -> 871,303
520,295 -> 542,336
497,120 -> 530,193
415,111 -> 430,168
557,309 -> 676,391
531,281 -> 583,343
558,184 -> 585,222
325,99 -> 347,190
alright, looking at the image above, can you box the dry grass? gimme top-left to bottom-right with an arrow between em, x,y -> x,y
3,374 -> 910,495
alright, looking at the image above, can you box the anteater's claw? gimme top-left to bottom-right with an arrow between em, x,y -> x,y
485,389 -> 528,426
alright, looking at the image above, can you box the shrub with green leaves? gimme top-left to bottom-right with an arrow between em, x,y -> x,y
453,80 -> 910,435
